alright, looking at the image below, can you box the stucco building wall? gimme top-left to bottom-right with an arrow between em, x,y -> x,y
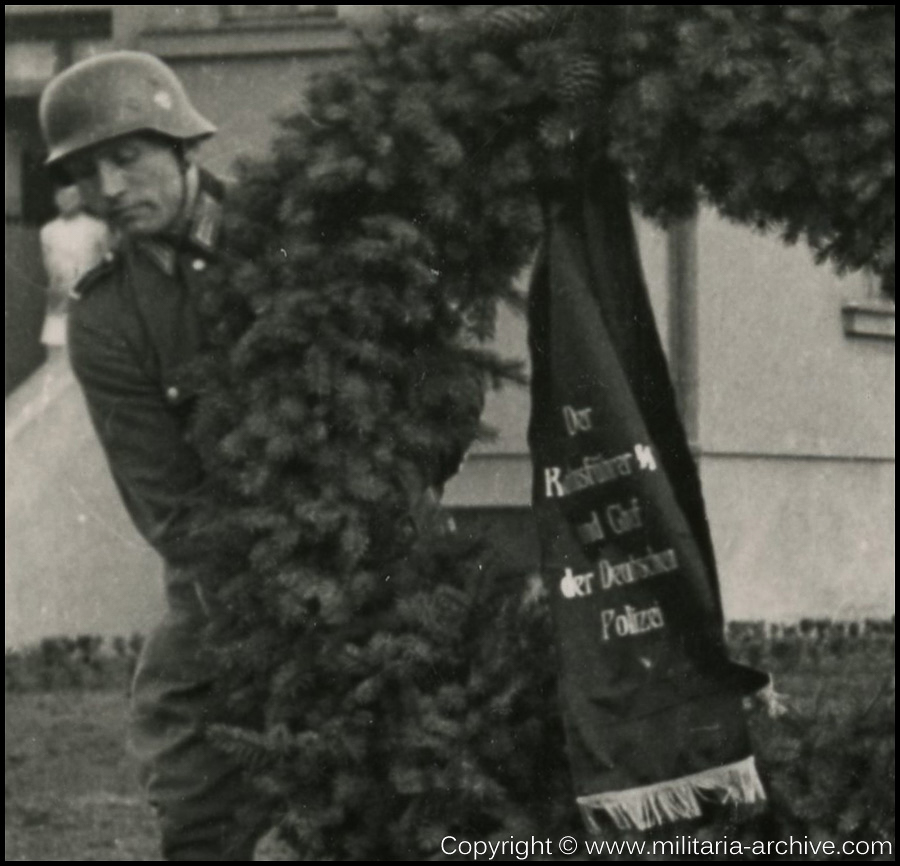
694,212 -> 894,620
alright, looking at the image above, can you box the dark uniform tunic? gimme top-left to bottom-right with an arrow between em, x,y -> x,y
68,170 -> 268,861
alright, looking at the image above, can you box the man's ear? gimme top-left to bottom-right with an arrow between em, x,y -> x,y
176,140 -> 200,170
184,141 -> 200,163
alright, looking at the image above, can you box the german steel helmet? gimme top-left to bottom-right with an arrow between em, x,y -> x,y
40,51 -> 216,166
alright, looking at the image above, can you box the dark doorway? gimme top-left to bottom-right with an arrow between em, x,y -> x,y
6,96 -> 55,394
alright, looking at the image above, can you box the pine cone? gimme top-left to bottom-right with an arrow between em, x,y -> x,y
477,5 -> 562,43
556,54 -> 606,106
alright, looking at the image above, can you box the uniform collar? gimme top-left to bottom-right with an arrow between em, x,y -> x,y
132,167 -> 225,276
185,167 -> 224,254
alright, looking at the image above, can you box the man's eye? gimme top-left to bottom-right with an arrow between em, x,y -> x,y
66,160 -> 97,181
111,146 -> 140,167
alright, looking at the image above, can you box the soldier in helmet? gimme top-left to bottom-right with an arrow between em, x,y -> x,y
40,52 -> 269,860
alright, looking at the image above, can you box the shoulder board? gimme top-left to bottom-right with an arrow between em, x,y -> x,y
69,251 -> 120,301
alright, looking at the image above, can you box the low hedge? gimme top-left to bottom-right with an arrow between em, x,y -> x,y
5,633 -> 143,693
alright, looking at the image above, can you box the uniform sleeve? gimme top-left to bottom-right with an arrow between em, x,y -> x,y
68,314 -> 207,567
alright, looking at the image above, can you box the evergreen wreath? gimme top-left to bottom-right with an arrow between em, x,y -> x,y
181,7 -> 894,858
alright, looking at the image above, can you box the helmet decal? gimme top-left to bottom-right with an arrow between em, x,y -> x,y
154,90 -> 174,111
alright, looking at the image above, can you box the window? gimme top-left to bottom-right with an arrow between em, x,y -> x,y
5,10 -> 113,86
841,270 -> 895,341
6,13 -> 113,222
5,41 -> 58,82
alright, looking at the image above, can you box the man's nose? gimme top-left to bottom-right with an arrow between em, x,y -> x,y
96,160 -> 127,199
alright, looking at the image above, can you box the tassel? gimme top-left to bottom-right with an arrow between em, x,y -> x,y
577,756 -> 767,833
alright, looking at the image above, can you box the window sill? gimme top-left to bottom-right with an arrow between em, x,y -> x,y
842,300 -> 895,341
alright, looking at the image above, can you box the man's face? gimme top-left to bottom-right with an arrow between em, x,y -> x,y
64,135 -> 186,238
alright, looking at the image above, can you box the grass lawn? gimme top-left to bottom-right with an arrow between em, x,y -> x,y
5,626 -> 894,861
5,690 -> 295,861
5,690 -> 158,861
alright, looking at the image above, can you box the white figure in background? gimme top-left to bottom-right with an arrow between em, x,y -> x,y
39,184 -> 109,347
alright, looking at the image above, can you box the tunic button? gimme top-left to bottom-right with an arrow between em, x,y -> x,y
192,258 -> 207,272
103,251 -> 115,263
166,386 -> 180,401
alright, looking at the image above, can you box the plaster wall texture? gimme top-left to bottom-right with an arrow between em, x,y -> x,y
695,211 -> 894,459
693,212 -> 894,620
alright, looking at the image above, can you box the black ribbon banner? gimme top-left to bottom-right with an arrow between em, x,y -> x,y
528,160 -> 769,832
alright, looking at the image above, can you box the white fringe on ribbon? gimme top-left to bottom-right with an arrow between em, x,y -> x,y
577,756 -> 767,833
